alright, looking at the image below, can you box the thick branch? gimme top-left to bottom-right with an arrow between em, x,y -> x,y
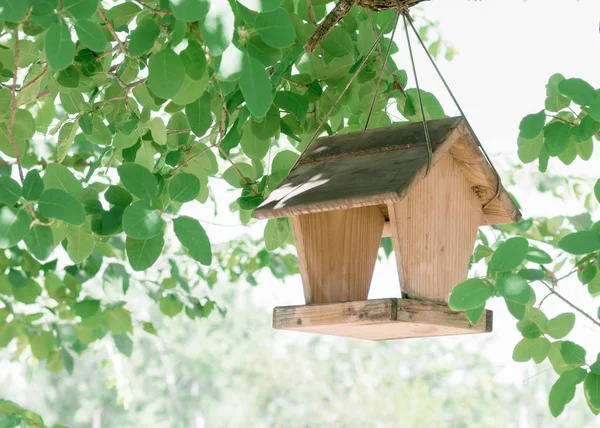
304,0 -> 359,53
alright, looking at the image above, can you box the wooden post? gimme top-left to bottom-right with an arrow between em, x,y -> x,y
292,206 -> 385,304
387,155 -> 483,303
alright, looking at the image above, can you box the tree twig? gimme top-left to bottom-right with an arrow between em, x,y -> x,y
18,63 -> 48,93
306,0 -> 317,26
540,280 -> 600,328
131,0 -> 173,14
169,144 -> 215,176
7,29 -> 23,182
98,7 -> 128,56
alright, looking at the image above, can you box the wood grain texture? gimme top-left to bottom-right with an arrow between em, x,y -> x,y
255,118 -> 460,219
388,154 -> 483,303
452,121 -> 521,225
273,298 -> 492,341
254,117 -> 520,226
292,206 -> 384,304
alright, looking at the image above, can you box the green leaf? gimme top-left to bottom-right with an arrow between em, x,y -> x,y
0,175 -> 21,205
577,115 -> 600,141
122,200 -> 165,239
173,216 -> 212,265
531,337 -> 551,363
321,26 -> 353,57
126,234 -> 164,271
558,78 -> 597,106
558,230 -> 600,255
22,170 -> 44,201
117,163 -> 157,200
497,274 -> 531,305
560,341 -> 586,366
490,237 -> 529,272
186,92 -> 212,137
198,0 -> 234,56
38,189 -> 86,225
169,0 -> 208,21
264,217 -> 290,251
254,8 -> 295,49
150,117 -> 167,145
74,299 -> 100,318
56,120 -> 79,163
585,372 -> 600,413
549,368 -> 587,417
12,109 -> 36,140
519,111 -> 546,139
505,300 -> 526,320
544,122 -> 571,156
274,91 -> 309,122
180,40 -> 207,81
239,51 -> 273,119
525,246 -> 552,264
24,225 -> 54,260
0,0 -> 30,22
595,180 -> 600,203
30,331 -> 54,360
113,333 -> 133,357
104,263 -> 130,294
105,2 -> 140,27
45,22 -> 75,71
104,186 -> 132,206
104,307 -> 133,335
159,295 -> 183,317
74,20 -> 107,52
128,18 -> 160,57
43,162 -> 82,197
147,49 -> 185,100
241,122 -> 269,159
465,305 -> 485,325
63,0 -> 97,20
547,313 -> 576,339
66,219 -> 95,264
512,338 -> 533,362
0,206 -> 31,249
169,173 -> 200,202
517,319 -> 541,339
545,73 -> 571,112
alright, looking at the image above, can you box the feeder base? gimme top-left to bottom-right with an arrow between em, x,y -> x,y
273,299 -> 492,341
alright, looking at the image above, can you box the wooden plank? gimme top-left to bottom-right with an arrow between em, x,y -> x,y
451,121 -> 521,224
292,206 -> 384,304
388,154 -> 483,303
273,298 -> 492,341
254,118 -> 462,220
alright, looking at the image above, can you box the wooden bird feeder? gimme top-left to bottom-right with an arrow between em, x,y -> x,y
254,117 -> 521,340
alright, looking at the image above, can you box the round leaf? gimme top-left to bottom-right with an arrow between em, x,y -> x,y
126,234 -> 164,271
547,313 -> 576,339
122,200 -> 165,239
0,175 -> 21,205
264,218 -> 290,251
254,8 -> 296,49
117,163 -> 157,200
128,18 -> 160,57
159,295 -> 183,317
75,20 -> 108,52
558,230 -> 600,255
169,0 -> 209,21
0,206 -> 31,249
169,173 -> 201,202
490,237 -> 529,272
45,22 -> 75,71
173,216 -> 212,265
448,278 -> 493,311
497,274 -> 531,305
239,51 -> 273,119
519,111 -> 546,139
558,78 -> 597,106
147,49 -> 185,100
38,188 -> 86,225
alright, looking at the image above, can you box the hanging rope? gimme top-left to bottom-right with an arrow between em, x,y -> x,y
364,10 -> 401,130
403,11 -> 502,208
400,9 -> 433,175
289,11 -> 398,172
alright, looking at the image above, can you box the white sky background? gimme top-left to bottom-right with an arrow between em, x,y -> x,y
195,0 -> 600,408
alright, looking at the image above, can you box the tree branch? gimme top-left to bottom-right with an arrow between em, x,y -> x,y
98,7 -> 128,56
18,63 -> 48,93
8,29 -> 23,182
540,280 -> 600,328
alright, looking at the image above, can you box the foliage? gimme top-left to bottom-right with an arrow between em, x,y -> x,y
450,71 -> 600,417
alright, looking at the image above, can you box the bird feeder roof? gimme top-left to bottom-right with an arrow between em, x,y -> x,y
254,117 -> 521,225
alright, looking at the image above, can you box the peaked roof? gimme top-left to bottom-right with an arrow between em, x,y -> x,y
254,117 -> 521,225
